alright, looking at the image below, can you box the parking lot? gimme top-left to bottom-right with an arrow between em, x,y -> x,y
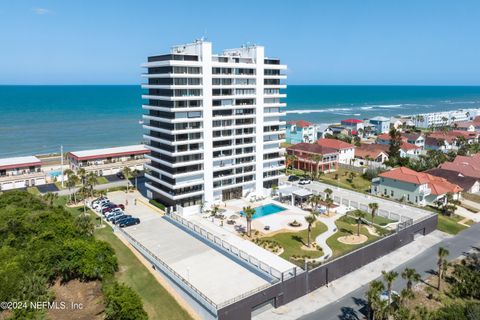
105,191 -> 272,307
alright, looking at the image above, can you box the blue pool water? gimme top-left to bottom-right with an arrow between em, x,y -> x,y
241,204 -> 286,220
48,170 -> 62,177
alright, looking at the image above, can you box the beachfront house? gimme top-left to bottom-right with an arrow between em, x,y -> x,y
316,138 -> 355,164
413,109 -> 477,129
0,156 -> 46,191
286,120 -> 318,144
340,118 -> 364,136
371,166 -> 462,206
67,145 -> 150,176
286,143 -> 339,173
369,116 -> 391,134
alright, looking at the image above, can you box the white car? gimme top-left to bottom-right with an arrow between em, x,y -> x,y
93,200 -> 110,210
298,178 -> 311,185
379,290 -> 399,304
105,208 -> 123,218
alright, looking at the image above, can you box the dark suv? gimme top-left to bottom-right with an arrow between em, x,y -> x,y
119,217 -> 140,228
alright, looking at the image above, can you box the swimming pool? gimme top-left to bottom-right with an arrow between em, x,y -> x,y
48,170 -> 62,177
241,203 -> 286,219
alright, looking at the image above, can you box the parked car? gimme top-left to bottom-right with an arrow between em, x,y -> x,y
288,175 -> 300,182
105,208 -> 123,219
116,172 -> 125,179
111,215 -> 132,224
101,205 -> 118,215
93,199 -> 109,210
106,211 -> 125,221
119,217 -> 140,228
118,204 -> 125,210
379,290 -> 399,304
298,178 -> 311,185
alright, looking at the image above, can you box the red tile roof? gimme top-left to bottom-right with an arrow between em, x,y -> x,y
287,120 -> 313,128
287,143 -> 338,155
379,167 -> 462,195
437,153 -> 480,179
355,143 -> 389,159
316,138 -> 355,150
400,142 -> 421,151
341,118 -> 363,124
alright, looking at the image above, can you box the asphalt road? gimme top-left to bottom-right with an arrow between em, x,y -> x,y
299,222 -> 480,320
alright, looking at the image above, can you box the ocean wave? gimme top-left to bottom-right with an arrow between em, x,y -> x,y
286,107 -> 353,114
373,104 -> 403,109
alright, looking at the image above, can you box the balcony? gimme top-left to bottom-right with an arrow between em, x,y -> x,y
0,171 -> 46,184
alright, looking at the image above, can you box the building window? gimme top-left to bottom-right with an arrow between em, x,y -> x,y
390,190 -> 394,197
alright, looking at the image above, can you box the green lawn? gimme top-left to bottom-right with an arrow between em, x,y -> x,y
96,176 -> 109,184
289,167 -> 371,193
349,211 -> 395,226
95,226 -> 192,320
320,168 -> 371,193
326,215 -> 380,258
462,192 -> 480,203
437,214 -> 469,235
261,221 -> 328,264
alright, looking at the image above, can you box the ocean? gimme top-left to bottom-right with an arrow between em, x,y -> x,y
1,85 -> 480,157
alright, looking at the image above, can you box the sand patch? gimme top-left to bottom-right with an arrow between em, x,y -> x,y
338,234 -> 368,245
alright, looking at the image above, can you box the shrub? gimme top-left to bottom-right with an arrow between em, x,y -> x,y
149,199 -> 165,211
60,239 -> 118,281
103,281 -> 148,320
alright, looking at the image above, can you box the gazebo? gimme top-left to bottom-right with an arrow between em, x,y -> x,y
278,185 -> 313,206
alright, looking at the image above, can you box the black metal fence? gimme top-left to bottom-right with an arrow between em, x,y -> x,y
217,213 -> 438,320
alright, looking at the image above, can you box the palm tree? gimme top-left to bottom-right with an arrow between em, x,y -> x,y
312,154 -> 323,179
86,172 -> 98,198
131,169 -> 140,189
78,185 -> 90,215
365,280 -> 385,320
42,192 -> 58,206
368,202 -> 379,224
353,210 -> 366,236
324,188 -> 333,200
382,270 -> 399,308
401,267 -> 420,291
243,206 -> 255,237
122,167 -> 132,193
304,213 -> 317,248
437,246 -> 449,290
77,168 -> 87,185
324,198 -> 334,215
67,174 -> 80,204
63,168 -> 75,179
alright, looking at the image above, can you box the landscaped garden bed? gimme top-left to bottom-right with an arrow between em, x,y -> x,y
260,221 -> 328,267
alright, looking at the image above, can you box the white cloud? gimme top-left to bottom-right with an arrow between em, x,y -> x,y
32,8 -> 51,15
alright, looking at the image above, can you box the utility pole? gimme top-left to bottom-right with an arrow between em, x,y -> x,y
60,145 -> 64,188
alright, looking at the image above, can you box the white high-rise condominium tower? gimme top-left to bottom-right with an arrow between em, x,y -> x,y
141,40 -> 286,209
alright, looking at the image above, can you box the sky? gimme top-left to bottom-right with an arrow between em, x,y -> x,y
0,0 -> 479,85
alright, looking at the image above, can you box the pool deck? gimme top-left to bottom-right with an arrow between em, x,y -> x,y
189,214 -> 299,274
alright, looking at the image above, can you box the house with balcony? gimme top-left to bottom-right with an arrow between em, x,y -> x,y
340,118 -> 364,136
0,156 -> 46,191
286,120 -> 318,144
371,166 -> 462,206
286,143 -> 339,173
316,138 -> 355,164
369,116 -> 391,134
67,145 -> 150,176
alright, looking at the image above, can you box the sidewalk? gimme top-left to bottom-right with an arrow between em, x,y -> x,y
455,206 -> 480,223
254,230 -> 451,320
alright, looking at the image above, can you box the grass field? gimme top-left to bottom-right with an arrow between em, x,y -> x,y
96,176 -> 109,184
348,211 -> 396,226
94,226 -> 192,320
289,167 -> 371,193
326,215 -> 380,258
320,168 -> 371,193
261,221 -> 328,264
437,214 -> 469,235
